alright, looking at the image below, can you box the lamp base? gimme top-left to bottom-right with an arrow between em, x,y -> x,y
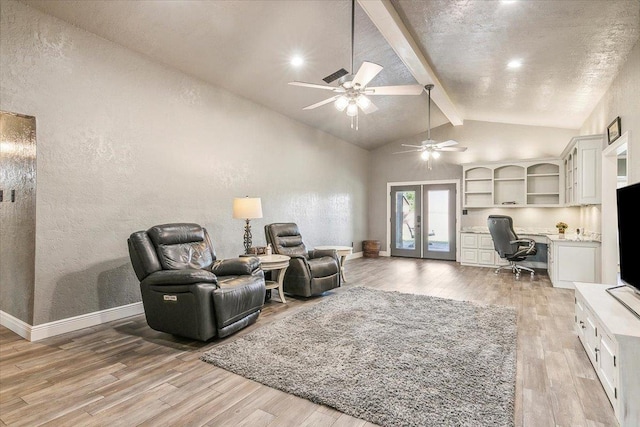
243,219 -> 252,254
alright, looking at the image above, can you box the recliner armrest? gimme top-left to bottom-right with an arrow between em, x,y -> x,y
308,249 -> 338,260
141,269 -> 218,287
212,257 -> 261,276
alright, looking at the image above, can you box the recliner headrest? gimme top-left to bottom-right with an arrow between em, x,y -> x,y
147,223 -> 205,246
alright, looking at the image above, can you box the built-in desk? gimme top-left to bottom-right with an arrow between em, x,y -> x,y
460,228 -> 601,287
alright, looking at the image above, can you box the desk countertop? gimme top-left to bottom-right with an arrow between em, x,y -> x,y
461,227 -> 601,243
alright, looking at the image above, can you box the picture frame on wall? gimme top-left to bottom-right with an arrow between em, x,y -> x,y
607,116 -> 621,144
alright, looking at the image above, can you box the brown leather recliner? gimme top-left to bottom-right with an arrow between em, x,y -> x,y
264,223 -> 340,297
127,223 -> 265,341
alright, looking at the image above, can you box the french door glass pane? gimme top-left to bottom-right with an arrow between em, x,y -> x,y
427,189 -> 450,252
395,191 -> 416,250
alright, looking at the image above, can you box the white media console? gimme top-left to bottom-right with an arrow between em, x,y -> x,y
574,282 -> 640,427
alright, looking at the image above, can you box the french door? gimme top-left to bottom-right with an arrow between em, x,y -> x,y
390,183 -> 457,260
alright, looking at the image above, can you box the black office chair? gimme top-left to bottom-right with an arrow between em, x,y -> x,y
487,215 -> 537,279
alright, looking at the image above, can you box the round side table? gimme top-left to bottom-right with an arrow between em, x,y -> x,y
314,245 -> 353,283
258,254 -> 290,303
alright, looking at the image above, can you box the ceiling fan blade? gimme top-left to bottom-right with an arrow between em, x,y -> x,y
352,61 -> 383,88
289,81 -> 341,91
360,98 -> 378,114
365,84 -> 424,95
392,149 -> 422,154
401,144 -> 427,149
435,140 -> 458,148
437,146 -> 468,152
303,96 -> 340,110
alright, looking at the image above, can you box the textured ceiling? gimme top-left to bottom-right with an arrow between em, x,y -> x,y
20,0 -> 640,150
392,0 -> 640,129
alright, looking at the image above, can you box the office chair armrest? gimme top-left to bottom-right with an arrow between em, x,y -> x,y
510,238 -> 536,252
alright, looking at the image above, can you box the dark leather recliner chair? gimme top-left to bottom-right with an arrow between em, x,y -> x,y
487,215 -> 537,279
264,223 -> 340,297
127,223 -> 265,341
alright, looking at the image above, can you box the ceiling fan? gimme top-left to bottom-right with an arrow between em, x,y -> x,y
288,0 -> 424,130
394,84 -> 467,169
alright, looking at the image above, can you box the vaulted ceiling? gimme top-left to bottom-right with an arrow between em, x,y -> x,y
21,0 -> 640,150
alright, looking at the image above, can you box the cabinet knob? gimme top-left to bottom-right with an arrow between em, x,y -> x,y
579,321 -> 585,329
594,347 -> 600,353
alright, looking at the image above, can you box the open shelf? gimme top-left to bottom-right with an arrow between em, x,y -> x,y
463,159 -> 563,208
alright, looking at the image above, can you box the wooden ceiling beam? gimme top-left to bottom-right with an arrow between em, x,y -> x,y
358,0 -> 463,126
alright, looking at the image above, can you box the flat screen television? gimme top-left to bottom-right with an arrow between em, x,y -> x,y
609,181 -> 640,319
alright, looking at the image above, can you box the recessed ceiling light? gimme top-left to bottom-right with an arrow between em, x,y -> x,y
290,56 -> 304,67
507,59 -> 522,69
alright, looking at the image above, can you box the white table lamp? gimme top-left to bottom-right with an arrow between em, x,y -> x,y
233,196 -> 263,254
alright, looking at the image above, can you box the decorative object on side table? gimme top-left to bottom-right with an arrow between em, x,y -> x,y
556,221 -> 568,238
233,196 -> 263,254
607,116 -> 621,144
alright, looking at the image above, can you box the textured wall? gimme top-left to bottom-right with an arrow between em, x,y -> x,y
0,0 -> 368,325
0,112 -> 36,324
580,39 -> 640,185
369,121 -> 579,251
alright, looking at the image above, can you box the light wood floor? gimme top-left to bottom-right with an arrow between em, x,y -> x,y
0,257 -> 618,426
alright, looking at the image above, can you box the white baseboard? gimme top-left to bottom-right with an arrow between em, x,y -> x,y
0,302 -> 144,342
346,251 -> 363,260
0,311 -> 32,341
380,251 -> 390,257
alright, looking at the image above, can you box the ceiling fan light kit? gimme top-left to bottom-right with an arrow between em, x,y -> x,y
288,0 -> 423,130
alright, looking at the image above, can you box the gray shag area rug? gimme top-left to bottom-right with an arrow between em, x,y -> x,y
201,286 -> 517,427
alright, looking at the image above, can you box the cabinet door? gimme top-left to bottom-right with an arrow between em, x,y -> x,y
461,233 -> 478,248
557,245 -> 597,283
479,235 -> 494,249
598,330 -> 618,405
461,249 -> 478,264
584,310 -> 599,365
575,296 -> 586,341
577,142 -> 601,205
478,250 -> 495,265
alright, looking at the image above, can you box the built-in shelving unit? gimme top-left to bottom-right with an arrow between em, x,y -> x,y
463,159 -> 563,208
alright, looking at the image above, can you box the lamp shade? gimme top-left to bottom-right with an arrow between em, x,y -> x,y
233,197 -> 263,219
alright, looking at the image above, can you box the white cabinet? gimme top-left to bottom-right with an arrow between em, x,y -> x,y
461,232 -> 544,268
463,159 -> 563,208
574,283 -> 640,427
461,233 -> 495,265
548,237 -> 600,288
461,233 -> 480,264
562,134 -> 603,205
